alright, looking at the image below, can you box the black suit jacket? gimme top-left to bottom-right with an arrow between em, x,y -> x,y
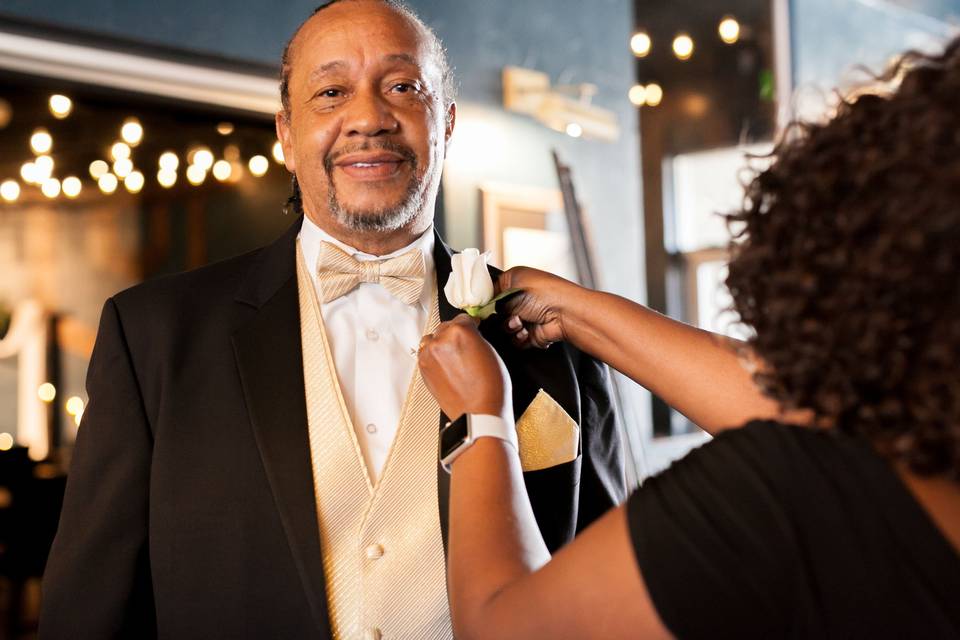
40,216 -> 625,639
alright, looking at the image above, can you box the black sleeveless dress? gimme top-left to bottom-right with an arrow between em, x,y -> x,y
627,421 -> 960,639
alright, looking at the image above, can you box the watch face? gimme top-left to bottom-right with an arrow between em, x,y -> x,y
440,416 -> 469,458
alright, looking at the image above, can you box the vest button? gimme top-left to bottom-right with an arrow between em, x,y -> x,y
366,329 -> 380,342
365,544 -> 385,560
365,628 -> 382,640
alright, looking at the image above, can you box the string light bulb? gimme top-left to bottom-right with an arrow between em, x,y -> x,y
157,169 -> 177,188
37,383 -> 56,403
121,118 -> 143,146
111,142 -> 131,161
672,34 -> 694,60
159,151 -> 179,171
272,141 -> 285,164
62,176 -> 82,198
49,94 -> 73,119
186,164 -> 207,186
41,178 -> 61,198
212,160 -> 232,182
0,433 -> 12,451
645,83 -> 664,107
31,128 -> 53,154
191,148 -> 214,171
629,84 -> 648,106
124,171 -> 145,193
719,16 -> 741,44
630,32 -> 652,58
65,396 -> 85,416
113,158 -> 133,179
20,162 -> 38,184
248,155 -> 269,177
98,173 -> 119,194
89,160 -> 109,179
0,180 -> 20,202
34,155 -> 54,181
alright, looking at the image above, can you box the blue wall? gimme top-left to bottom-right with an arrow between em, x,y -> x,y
0,0 -> 643,302
790,0 -> 960,98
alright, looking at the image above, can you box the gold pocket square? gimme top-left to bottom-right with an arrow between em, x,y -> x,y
516,389 -> 580,472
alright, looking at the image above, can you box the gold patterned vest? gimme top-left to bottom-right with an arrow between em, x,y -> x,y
296,243 -> 452,640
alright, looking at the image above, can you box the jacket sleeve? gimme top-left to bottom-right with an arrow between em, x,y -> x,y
572,350 -> 627,532
40,298 -> 157,639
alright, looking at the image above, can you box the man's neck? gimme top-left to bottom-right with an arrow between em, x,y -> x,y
304,213 -> 432,257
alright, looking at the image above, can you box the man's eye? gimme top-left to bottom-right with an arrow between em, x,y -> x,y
391,83 -> 417,93
317,89 -> 343,99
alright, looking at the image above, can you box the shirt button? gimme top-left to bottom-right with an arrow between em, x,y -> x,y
366,329 -> 380,342
366,423 -> 378,434
366,544 -> 385,560
365,629 -> 382,640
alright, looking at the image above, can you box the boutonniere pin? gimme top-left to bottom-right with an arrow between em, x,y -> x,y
444,249 -> 518,320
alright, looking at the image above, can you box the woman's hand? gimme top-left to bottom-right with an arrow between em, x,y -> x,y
418,314 -> 513,421
498,267 -> 584,349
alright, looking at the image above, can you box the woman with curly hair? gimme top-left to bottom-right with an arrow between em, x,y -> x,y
416,36 -> 960,639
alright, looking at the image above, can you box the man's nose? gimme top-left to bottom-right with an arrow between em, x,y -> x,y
343,88 -> 399,137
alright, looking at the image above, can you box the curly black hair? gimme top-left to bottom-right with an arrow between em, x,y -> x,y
726,36 -> 960,478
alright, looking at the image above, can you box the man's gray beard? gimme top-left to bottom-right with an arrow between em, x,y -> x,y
327,174 -> 425,234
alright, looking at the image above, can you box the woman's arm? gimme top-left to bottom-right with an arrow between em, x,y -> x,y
449,437 -> 671,640
499,267 -> 796,434
418,316 -> 671,640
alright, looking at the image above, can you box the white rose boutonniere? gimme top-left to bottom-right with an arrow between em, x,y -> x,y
444,249 -> 518,320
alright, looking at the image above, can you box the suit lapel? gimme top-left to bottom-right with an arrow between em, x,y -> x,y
432,233 -> 505,553
231,216 -> 331,637
432,232 -> 456,553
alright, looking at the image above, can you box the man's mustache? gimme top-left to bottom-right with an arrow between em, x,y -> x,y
324,142 -> 418,173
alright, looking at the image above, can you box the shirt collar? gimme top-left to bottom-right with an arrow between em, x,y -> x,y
299,215 -> 436,309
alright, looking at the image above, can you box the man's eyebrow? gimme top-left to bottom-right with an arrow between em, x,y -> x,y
384,53 -> 421,68
308,60 -> 348,82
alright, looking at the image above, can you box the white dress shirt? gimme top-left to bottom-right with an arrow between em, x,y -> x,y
299,216 -> 436,483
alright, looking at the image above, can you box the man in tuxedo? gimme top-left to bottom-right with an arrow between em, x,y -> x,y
40,1 -> 625,637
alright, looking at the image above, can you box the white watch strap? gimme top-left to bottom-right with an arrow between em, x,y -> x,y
468,414 -> 519,453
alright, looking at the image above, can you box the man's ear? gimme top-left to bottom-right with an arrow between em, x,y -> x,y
443,102 -> 457,153
275,110 -> 297,173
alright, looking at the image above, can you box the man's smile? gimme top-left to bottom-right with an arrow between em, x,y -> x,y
334,151 -> 408,181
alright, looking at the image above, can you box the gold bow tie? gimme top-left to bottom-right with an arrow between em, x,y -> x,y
316,241 -> 426,305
